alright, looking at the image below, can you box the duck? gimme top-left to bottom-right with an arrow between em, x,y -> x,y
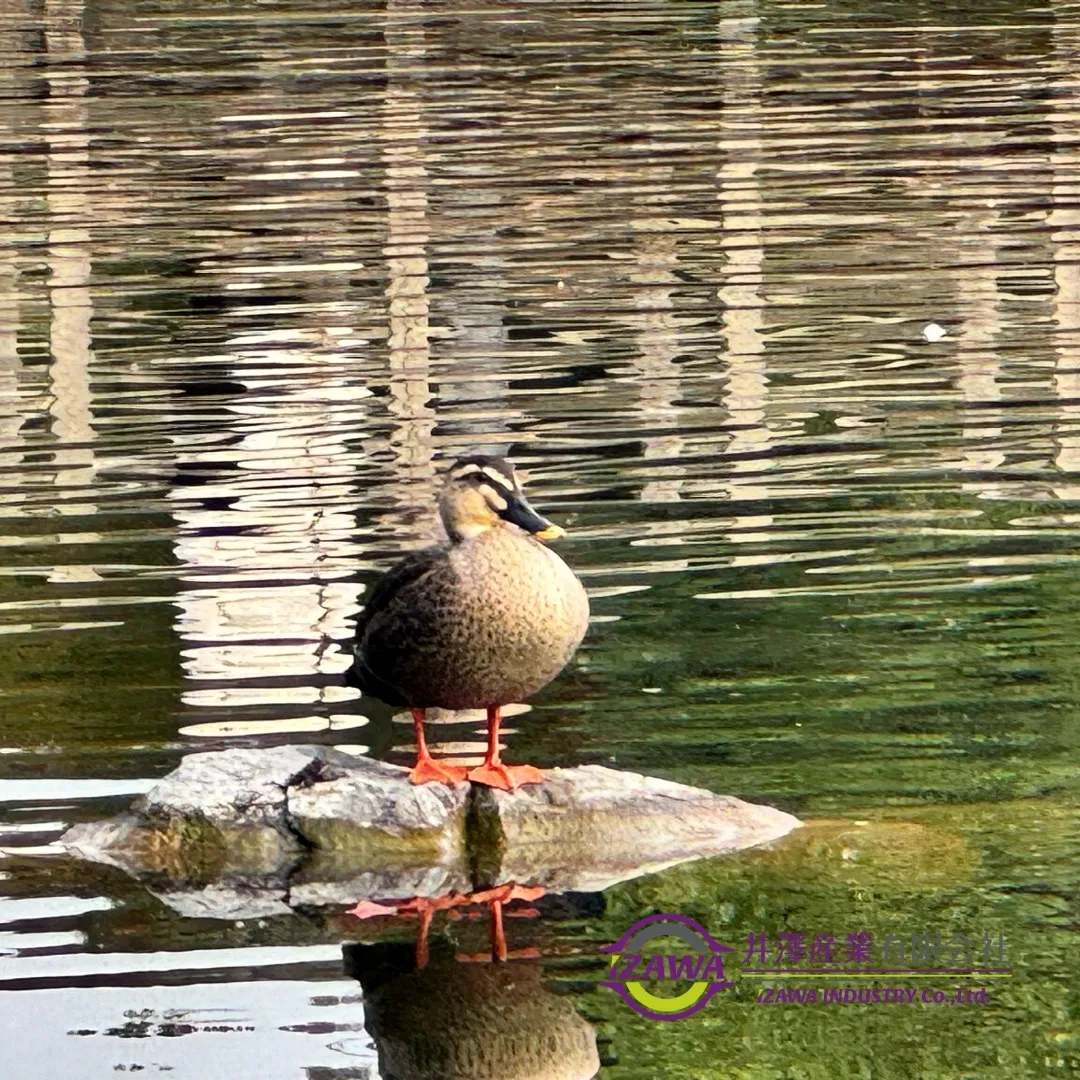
352,455 -> 589,791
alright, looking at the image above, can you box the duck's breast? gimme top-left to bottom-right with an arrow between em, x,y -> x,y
439,530 -> 589,704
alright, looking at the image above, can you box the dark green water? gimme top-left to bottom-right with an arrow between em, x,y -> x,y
2,0 -> 1079,1076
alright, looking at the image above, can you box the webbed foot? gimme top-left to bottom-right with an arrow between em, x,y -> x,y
466,761 -> 545,791
408,756 -> 468,786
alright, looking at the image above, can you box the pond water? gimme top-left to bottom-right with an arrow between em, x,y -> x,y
2,0 -> 1079,1076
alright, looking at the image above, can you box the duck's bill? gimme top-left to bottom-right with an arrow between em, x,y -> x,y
500,493 -> 566,540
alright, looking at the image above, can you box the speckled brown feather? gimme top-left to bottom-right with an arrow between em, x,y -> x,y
354,504 -> 589,711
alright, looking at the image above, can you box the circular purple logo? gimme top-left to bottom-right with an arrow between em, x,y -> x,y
600,913 -> 735,1021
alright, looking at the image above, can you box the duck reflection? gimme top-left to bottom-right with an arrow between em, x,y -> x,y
344,888 -> 600,1080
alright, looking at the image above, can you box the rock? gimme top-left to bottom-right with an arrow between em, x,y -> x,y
288,755 -> 468,864
478,764 -> 800,892
61,810 -> 305,885
63,745 -> 343,883
60,747 -> 800,916
61,814 -> 163,877
139,743 -> 330,828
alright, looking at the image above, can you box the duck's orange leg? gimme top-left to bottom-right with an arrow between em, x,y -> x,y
408,707 -> 468,785
466,705 -> 545,791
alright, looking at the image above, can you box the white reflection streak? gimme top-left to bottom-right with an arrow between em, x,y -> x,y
168,102 -> 372,721
1050,17 -> 1080,498
0,0 -> 40,479
377,3 -> 465,762
44,0 -> 97,524
168,354 -> 367,705
436,130 -> 513,453
956,209 -> 1007,491
717,11 -> 773,539
374,1 -> 438,543
631,229 -> 685,507
0,195 -> 17,456
168,380 -> 366,711
0,0 -> 27,460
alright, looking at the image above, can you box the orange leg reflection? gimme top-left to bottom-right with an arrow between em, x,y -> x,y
346,884 -> 546,967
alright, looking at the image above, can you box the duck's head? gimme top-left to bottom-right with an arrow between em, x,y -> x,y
439,455 -> 566,544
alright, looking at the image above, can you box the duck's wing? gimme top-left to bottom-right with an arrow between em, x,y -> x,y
352,546 -> 445,642
348,546 -> 446,703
